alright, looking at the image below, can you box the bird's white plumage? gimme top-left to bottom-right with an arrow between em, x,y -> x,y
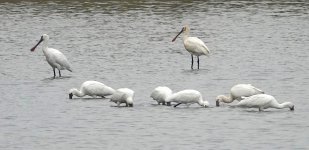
69,81 -> 115,98
236,94 -> 294,111
44,47 -> 72,72
216,84 -> 264,106
184,37 -> 210,56
166,89 -> 209,107
150,86 -> 172,104
110,88 -> 134,107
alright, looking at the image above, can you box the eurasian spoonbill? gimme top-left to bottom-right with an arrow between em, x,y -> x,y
236,94 -> 294,111
172,25 -> 210,69
216,84 -> 264,106
110,88 -> 134,107
69,81 -> 115,99
150,86 -> 172,106
166,89 -> 209,108
31,34 -> 72,78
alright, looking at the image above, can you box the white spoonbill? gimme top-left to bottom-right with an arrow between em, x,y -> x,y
216,84 -> 264,107
166,89 -> 209,108
150,86 -> 172,106
110,88 -> 134,107
236,94 -> 294,111
172,25 -> 210,69
31,34 -> 72,78
69,81 -> 115,99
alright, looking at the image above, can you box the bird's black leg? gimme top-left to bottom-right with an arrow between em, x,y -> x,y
53,68 -> 56,78
197,56 -> 200,69
191,55 -> 194,69
58,69 -> 61,77
174,103 -> 182,107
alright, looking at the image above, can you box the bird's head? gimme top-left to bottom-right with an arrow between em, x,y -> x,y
215,95 -> 226,107
172,25 -> 190,42
30,34 -> 49,52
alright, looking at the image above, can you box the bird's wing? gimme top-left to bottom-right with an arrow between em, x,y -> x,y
185,37 -> 210,55
50,48 -> 72,71
237,95 -> 271,108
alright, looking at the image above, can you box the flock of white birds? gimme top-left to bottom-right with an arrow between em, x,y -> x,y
30,26 -> 294,111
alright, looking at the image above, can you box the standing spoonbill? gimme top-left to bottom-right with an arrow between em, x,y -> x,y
69,81 -> 115,99
150,86 -> 173,106
236,94 -> 294,111
216,84 -> 264,107
172,25 -> 210,69
110,88 -> 134,107
30,34 -> 72,78
166,89 -> 209,108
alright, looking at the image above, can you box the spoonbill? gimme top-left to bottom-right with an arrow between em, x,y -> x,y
166,89 -> 209,108
216,84 -> 264,107
236,94 -> 294,111
69,81 -> 115,99
110,88 -> 134,107
150,86 -> 173,106
31,34 -> 72,78
172,25 -> 210,69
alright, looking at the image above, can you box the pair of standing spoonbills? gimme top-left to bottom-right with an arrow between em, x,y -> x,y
30,25 -> 209,78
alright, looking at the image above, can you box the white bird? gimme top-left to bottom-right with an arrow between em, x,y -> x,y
69,81 -> 115,99
172,25 -> 210,69
236,94 -> 294,111
31,34 -> 72,78
166,89 -> 209,107
110,88 -> 134,107
150,86 -> 173,106
216,84 -> 264,106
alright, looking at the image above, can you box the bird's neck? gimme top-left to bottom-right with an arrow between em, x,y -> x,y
72,89 -> 85,97
42,40 -> 49,52
222,95 -> 234,103
276,102 -> 293,109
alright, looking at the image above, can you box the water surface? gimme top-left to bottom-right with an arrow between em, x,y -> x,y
0,0 -> 309,149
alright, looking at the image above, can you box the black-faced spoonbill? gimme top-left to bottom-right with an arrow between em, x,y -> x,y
172,25 -> 210,69
216,84 -> 264,107
150,86 -> 173,106
166,89 -> 209,108
236,94 -> 294,111
31,34 -> 72,78
110,88 -> 134,107
69,81 -> 115,99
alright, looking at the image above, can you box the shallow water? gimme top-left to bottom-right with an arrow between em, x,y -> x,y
0,0 -> 309,149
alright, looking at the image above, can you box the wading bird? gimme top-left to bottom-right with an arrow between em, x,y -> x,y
110,88 -> 134,107
236,94 -> 294,111
69,81 -> 115,99
150,86 -> 173,106
166,89 -> 209,108
216,84 -> 264,106
31,34 -> 72,78
172,25 -> 210,69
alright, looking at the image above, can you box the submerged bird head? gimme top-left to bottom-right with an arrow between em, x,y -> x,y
68,88 -> 77,99
126,97 -> 134,107
172,25 -> 190,42
30,34 -> 49,52
69,93 -> 73,99
215,95 -> 227,107
285,102 -> 294,111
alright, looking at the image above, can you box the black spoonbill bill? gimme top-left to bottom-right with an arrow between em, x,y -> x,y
172,25 -> 210,69
69,81 -> 115,99
31,34 -> 72,78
